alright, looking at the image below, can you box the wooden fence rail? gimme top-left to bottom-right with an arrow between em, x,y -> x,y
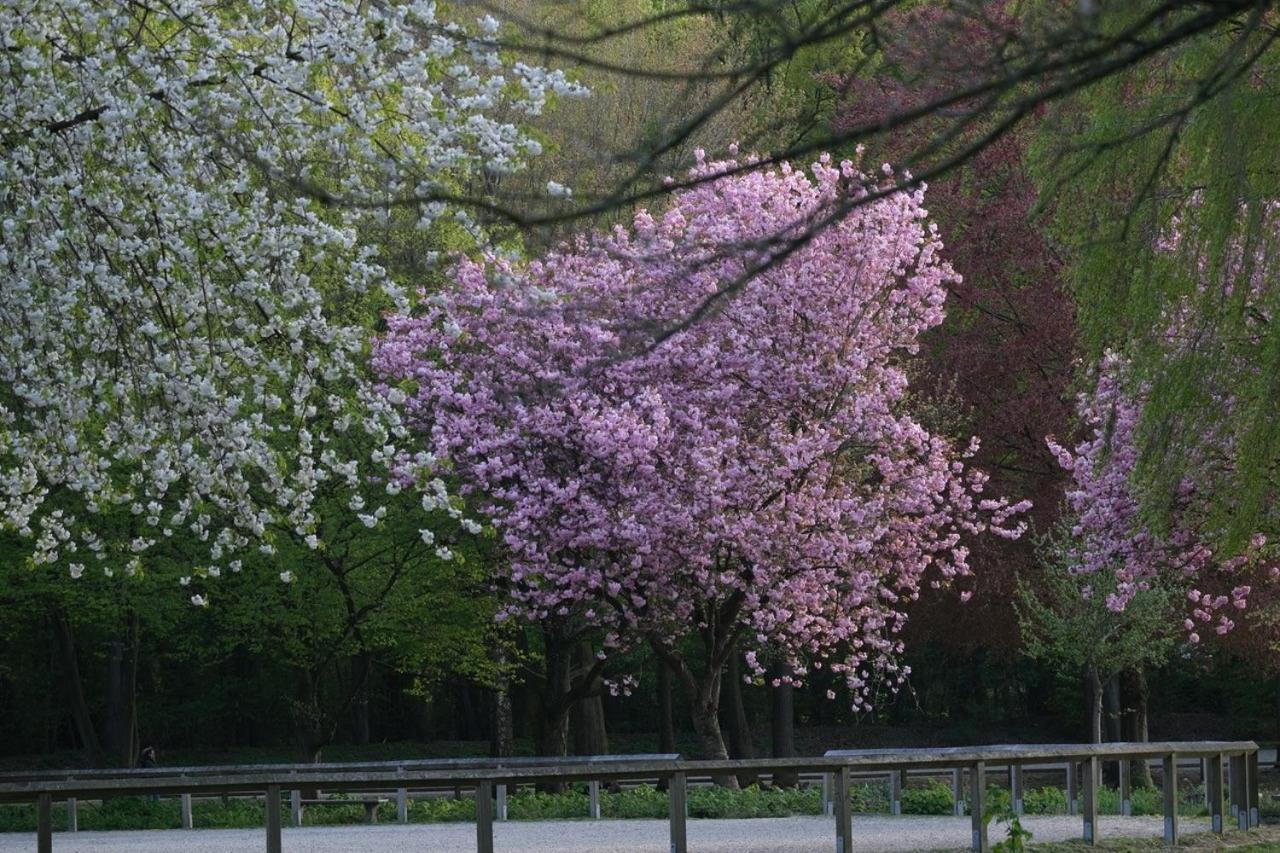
0,741 -> 1260,853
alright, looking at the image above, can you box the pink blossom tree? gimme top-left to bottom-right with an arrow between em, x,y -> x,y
1046,351 -> 1269,639
374,151 -> 1029,760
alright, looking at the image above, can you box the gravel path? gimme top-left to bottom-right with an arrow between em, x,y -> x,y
0,814 -> 1209,852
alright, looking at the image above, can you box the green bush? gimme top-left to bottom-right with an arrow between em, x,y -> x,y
902,781 -> 955,816
1023,786 -> 1068,815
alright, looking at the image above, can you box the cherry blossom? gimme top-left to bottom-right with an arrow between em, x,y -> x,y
375,151 -> 1029,730
0,1 -> 581,583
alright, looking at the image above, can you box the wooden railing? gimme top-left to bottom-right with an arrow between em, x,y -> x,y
0,741 -> 1260,853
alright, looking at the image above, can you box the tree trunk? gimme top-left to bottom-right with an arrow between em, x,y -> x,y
1085,664 -> 1103,745
723,655 -> 756,787
103,613 -> 140,767
351,654 -> 372,746
571,643 -> 609,756
1122,668 -> 1153,788
686,666 -> 737,788
770,661 -> 799,788
52,610 -> 101,765
1101,673 -> 1123,785
490,646 -> 514,759
658,659 -> 677,755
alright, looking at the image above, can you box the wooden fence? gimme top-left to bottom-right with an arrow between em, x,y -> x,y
0,741 -> 1260,853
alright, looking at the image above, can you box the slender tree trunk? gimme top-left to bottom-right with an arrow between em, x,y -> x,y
684,660 -> 736,787
490,645 -> 514,759
1102,675 -> 1122,784
770,661 -> 798,788
658,660 -> 676,755
351,654 -> 372,746
1086,664 -> 1103,745
1122,668 -> 1153,788
52,610 -> 101,765
104,613 -> 140,767
723,655 -> 756,787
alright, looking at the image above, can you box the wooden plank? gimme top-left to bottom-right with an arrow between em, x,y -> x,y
1118,757 -> 1130,816
669,772 -> 688,853
1248,749 -> 1260,828
1230,754 -> 1245,828
396,787 -> 407,823
952,768 -> 964,817
822,772 -> 833,817
67,797 -> 77,833
1066,762 -> 1078,816
496,783 -> 508,821
476,780 -> 494,853
889,769 -> 902,816
1009,765 -> 1023,815
37,793 -> 51,853
265,784 -> 282,853
1081,755 -> 1098,845
833,766 -> 852,853
1207,754 -> 1224,834
181,792 -> 193,829
589,779 -> 601,819
290,789 -> 302,827
970,762 -> 987,853
1162,753 -> 1178,844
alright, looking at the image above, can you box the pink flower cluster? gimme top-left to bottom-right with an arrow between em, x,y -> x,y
375,152 -> 1029,705
1047,351 -> 1268,637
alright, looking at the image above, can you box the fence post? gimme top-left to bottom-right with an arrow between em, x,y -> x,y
1118,756 -> 1130,816
67,797 -> 78,833
1066,762 -> 1078,816
669,771 -> 688,853
396,788 -> 408,823
890,769 -> 902,816
1248,749 -> 1260,829
476,780 -> 494,853
497,783 -> 508,821
181,792 -> 194,829
1207,753 -> 1224,834
1161,753 -> 1179,844
952,768 -> 964,816
1229,754 -> 1244,827
589,779 -> 601,819
1082,755 -> 1098,845
1202,758 -> 1211,809
1009,765 -> 1023,815
970,762 -> 987,853
822,772 -> 834,817
290,789 -> 302,827
37,793 -> 52,853
834,766 -> 853,853
265,784 -> 282,853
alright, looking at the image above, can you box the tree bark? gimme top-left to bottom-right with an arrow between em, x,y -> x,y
103,613 -> 139,767
1085,664 -> 1103,745
351,654 -> 372,746
52,610 -> 101,765
490,645 -> 514,759
571,643 -> 609,756
1122,668 -> 1153,787
1102,673 -> 1123,785
723,655 -> 756,787
658,659 -> 677,755
770,661 -> 799,788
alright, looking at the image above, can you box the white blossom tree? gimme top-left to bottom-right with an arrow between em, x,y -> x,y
0,0 -> 582,591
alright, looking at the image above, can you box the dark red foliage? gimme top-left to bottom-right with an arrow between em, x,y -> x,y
829,4 -> 1077,652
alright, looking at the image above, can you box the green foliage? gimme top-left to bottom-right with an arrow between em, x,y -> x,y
1030,0 -> 1280,551
1017,524 -> 1179,698
1023,786 -> 1068,815
901,780 -> 956,816
992,812 -> 1033,852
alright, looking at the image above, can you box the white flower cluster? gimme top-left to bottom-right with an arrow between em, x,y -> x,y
0,0 -> 581,584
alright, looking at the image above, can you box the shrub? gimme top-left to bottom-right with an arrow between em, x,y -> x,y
902,781 -> 955,815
